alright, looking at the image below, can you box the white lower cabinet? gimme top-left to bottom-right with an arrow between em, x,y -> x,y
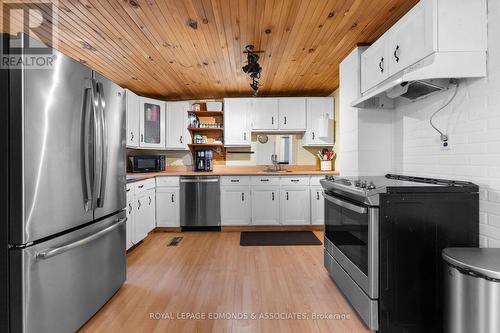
126,179 -> 156,249
221,186 -> 251,226
251,186 -> 280,225
126,185 -> 135,250
310,187 -> 324,225
156,187 -> 180,227
280,186 -> 310,225
136,189 -> 156,238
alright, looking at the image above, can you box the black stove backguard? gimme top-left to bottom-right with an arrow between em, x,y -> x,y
378,190 -> 479,333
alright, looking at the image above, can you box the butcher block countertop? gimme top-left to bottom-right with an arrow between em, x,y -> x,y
127,165 -> 338,183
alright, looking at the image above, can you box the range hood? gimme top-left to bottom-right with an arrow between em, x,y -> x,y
351,52 -> 487,109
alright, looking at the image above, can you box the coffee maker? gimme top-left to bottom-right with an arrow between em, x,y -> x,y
194,150 -> 213,172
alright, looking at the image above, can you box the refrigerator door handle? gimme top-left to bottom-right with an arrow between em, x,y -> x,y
91,78 -> 102,210
82,85 -> 94,211
36,217 -> 127,260
96,81 -> 108,208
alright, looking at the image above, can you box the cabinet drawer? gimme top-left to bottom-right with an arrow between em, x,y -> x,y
310,176 -> 326,187
251,176 -> 280,186
280,176 -> 310,186
135,178 -> 156,194
221,176 -> 250,186
156,176 -> 179,187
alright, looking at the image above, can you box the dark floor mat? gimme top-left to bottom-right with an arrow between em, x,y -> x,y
240,231 -> 322,246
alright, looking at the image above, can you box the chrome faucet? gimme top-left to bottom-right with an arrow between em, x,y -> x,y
271,154 -> 281,171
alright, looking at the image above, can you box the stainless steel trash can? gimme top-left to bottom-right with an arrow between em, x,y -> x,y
443,248 -> 500,333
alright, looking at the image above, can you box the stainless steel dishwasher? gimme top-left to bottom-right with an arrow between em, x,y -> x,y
180,176 -> 221,231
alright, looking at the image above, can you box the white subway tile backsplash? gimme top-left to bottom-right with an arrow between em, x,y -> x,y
488,190 -> 500,203
480,224 -> 500,243
479,235 -> 488,248
488,214 -> 500,228
488,238 -> 500,247
469,155 -> 500,165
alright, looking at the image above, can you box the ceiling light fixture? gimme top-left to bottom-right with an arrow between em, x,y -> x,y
242,45 -> 262,96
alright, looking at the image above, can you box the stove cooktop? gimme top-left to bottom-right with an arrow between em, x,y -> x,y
320,174 -> 478,206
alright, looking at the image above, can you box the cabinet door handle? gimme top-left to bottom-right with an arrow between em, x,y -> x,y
130,131 -> 134,141
312,132 -> 315,140
138,185 -> 144,188
241,192 -> 245,201
141,134 -> 144,142
230,179 -> 240,183
128,203 -> 132,214
137,199 -> 141,210
286,192 -> 289,200
171,193 -> 174,202
243,132 -> 247,140
316,192 -> 320,200
271,116 -> 274,125
180,135 -> 183,144
148,196 -> 152,205
272,192 -> 275,201
379,57 -> 384,73
126,188 -> 130,192
394,45 -> 400,63
260,179 -> 269,182
284,116 -> 287,125
291,179 -> 300,183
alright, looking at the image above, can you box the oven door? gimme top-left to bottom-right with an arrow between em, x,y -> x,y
323,192 -> 379,299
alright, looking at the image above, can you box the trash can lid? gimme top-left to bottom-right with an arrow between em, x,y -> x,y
443,248 -> 500,280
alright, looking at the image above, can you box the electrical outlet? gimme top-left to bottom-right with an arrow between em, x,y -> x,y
441,140 -> 450,151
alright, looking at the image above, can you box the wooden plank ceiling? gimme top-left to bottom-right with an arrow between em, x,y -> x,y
1,0 -> 418,100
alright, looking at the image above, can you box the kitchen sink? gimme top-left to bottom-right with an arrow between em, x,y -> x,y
261,169 -> 292,173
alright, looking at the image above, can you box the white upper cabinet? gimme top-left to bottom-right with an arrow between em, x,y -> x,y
387,0 -> 434,76
361,38 -> 390,93
278,98 -> 306,131
251,98 -> 279,130
139,97 -> 166,149
166,101 -> 190,150
303,97 -> 334,146
125,89 -> 139,148
224,98 -> 252,146
360,0 -> 487,94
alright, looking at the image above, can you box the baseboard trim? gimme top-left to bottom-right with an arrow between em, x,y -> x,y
126,240 -> 143,253
152,226 -> 324,232
222,225 -> 324,232
155,227 -> 182,232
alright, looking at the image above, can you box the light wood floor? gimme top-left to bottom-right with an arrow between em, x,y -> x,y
79,231 -> 371,333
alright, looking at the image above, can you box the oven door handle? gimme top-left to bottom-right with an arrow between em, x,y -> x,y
322,193 -> 368,214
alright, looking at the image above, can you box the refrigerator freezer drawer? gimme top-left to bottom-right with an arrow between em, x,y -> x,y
9,211 -> 126,333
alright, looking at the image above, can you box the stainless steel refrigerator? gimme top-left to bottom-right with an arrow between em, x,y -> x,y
0,34 -> 127,333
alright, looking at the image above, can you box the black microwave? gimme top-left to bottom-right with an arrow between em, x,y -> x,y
128,155 -> 165,173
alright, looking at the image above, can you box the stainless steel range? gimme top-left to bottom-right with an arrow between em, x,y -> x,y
320,174 -> 479,333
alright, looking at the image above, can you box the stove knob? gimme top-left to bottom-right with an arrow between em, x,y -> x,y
367,182 -> 376,190
354,180 -> 361,188
360,181 -> 367,189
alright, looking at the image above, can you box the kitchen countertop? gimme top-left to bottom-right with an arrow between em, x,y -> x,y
127,165 -> 338,183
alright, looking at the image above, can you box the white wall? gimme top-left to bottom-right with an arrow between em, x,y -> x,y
392,0 -> 500,247
339,47 -> 393,177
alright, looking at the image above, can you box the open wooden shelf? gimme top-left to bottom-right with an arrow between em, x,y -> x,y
188,143 -> 225,148
188,127 -> 224,132
188,111 -> 224,117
